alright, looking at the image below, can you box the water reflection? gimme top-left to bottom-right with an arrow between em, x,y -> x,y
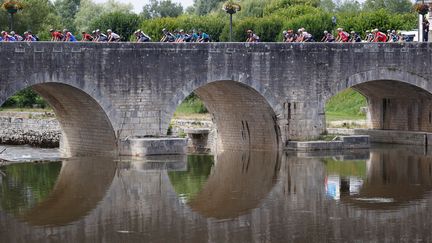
0,146 -> 432,242
0,157 -> 116,226
186,150 -> 280,219
324,145 -> 432,210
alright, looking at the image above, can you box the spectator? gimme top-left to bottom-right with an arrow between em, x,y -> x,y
424,18 -> 430,42
24,31 -> 37,42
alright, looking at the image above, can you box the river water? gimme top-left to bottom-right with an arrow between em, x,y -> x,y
0,144 -> 432,242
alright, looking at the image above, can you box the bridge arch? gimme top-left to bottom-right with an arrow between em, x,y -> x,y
326,68 -> 432,132
168,79 -> 284,151
329,68 -> 432,98
0,82 -> 117,157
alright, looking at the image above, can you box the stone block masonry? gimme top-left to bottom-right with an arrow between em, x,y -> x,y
0,42 -> 432,156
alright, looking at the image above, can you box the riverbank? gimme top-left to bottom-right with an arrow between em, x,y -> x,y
0,112 -> 60,148
0,110 -> 366,152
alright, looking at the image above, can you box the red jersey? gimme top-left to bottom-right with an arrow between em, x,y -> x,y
374,32 -> 387,42
338,31 -> 349,42
51,31 -> 63,40
82,33 -> 93,41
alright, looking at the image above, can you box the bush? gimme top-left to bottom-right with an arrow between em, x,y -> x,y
336,9 -> 417,36
88,11 -> 140,41
2,88 -> 48,109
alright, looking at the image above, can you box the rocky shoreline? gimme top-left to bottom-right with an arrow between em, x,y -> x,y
0,116 -> 60,148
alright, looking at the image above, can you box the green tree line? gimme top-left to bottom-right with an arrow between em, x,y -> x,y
0,0 -> 418,42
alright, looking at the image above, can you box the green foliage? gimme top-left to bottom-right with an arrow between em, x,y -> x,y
0,162 -> 62,215
74,0 -> 133,32
88,11 -> 140,41
335,0 -> 361,13
193,0 -> 224,15
326,88 -> 367,118
175,93 -> 208,115
2,88 -> 48,108
236,0 -> 267,17
264,0 -> 320,15
168,155 -> 214,202
54,0 -> 80,32
363,0 -> 413,13
336,9 -> 417,35
141,0 -> 183,19
0,0 -> 61,38
282,11 -> 333,41
323,158 -> 367,178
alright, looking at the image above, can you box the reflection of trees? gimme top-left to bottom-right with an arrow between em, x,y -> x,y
323,159 -> 366,178
168,155 -> 214,202
0,162 -> 62,215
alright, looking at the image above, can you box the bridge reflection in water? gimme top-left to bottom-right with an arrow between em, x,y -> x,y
1,146 -> 432,242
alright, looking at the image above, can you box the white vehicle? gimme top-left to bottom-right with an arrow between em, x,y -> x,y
400,30 -> 418,42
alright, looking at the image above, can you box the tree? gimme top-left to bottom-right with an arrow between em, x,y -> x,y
193,0 -> 224,15
320,0 -> 336,13
54,0 -> 80,31
336,0 -> 361,13
141,0 -> 183,19
74,0 -> 133,32
363,0 -> 413,13
88,11 -> 140,41
0,0 -> 62,38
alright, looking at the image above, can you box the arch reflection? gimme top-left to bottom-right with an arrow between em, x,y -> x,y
325,146 -> 432,210
177,150 -> 281,219
0,157 -> 116,226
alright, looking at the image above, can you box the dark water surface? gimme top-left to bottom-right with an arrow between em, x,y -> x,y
1,145 -> 432,242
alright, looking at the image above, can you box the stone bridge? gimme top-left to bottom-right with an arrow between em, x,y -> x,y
1,42 -> 431,156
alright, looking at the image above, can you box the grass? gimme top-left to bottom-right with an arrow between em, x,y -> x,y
326,88 -> 367,121
326,111 -> 366,122
174,93 -> 210,120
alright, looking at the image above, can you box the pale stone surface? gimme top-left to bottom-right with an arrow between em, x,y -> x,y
288,135 -> 370,151
123,137 -> 188,156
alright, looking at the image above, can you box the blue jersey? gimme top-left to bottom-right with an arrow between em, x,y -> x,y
200,33 -> 209,39
191,33 -> 199,41
67,32 -> 77,42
